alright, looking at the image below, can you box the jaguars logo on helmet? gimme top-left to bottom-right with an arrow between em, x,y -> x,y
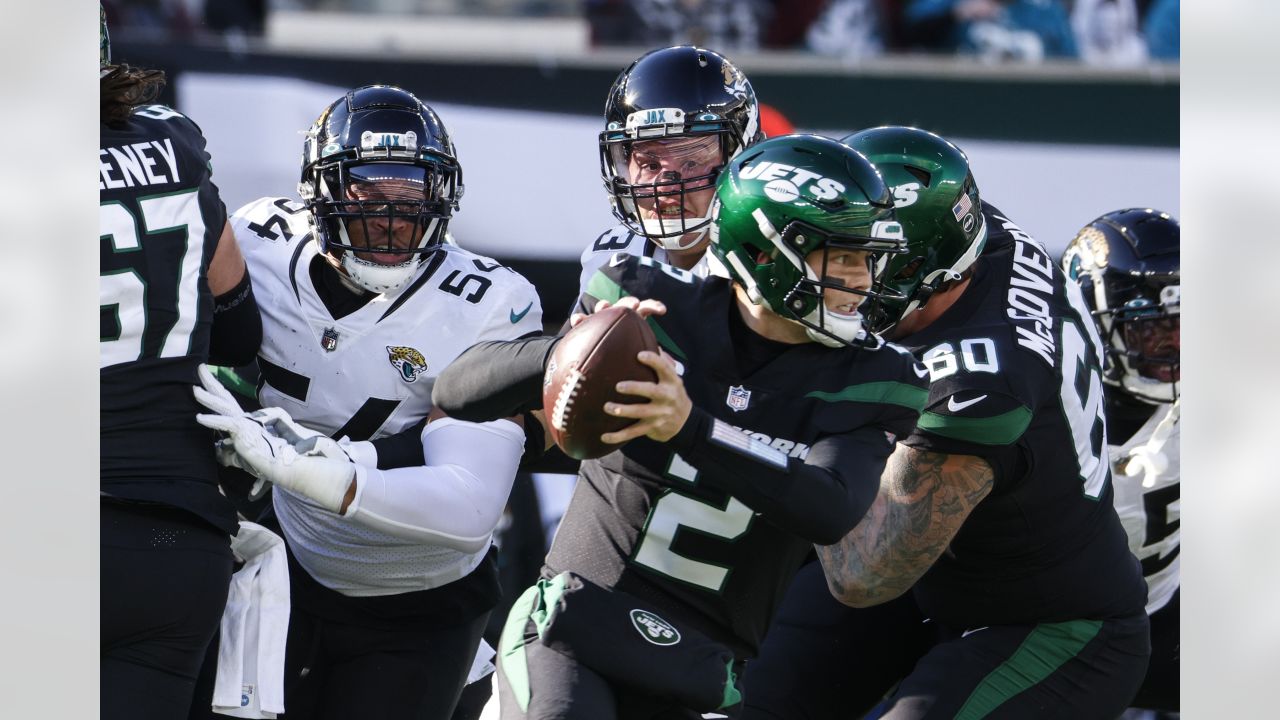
1062,209 -> 1180,403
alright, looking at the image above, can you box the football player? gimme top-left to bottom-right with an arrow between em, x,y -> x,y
808,126 -> 1151,718
431,134 -> 927,719
192,85 -> 544,719
580,45 -> 764,289
1063,208 -> 1180,716
99,4 -> 263,718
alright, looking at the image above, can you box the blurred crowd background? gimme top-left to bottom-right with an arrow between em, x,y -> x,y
103,0 -> 1177,64
102,0 -> 1178,324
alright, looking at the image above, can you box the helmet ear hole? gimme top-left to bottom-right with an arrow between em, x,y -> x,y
903,165 -> 931,187
743,243 -> 771,266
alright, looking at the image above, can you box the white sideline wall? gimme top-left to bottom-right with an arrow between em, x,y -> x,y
179,73 -> 1178,261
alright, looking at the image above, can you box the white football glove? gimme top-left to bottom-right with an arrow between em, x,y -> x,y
251,407 -> 356,463
193,363 -> 248,418
196,412 -> 356,514
193,364 -> 355,513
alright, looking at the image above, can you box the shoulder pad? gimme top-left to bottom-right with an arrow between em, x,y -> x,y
582,253 -> 700,308
230,196 -> 312,248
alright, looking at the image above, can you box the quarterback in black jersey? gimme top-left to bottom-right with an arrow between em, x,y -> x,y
799,127 -> 1151,719
99,8 -> 262,719
433,135 -> 926,719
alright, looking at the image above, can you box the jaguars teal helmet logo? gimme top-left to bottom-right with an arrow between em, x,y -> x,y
708,134 -> 907,348
841,126 -> 988,334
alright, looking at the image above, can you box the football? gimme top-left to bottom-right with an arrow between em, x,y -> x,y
542,305 -> 660,460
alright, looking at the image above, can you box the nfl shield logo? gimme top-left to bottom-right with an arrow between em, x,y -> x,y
726,385 -> 751,412
320,327 -> 340,352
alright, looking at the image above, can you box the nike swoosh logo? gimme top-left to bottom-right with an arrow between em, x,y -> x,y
961,626 -> 990,638
947,394 -> 988,412
510,302 -> 534,324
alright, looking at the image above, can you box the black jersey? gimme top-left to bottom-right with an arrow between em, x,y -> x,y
545,254 -> 926,657
897,204 -> 1147,629
100,105 -> 237,534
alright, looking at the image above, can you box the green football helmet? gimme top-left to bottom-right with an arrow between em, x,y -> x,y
708,134 -> 906,348
841,126 -> 987,334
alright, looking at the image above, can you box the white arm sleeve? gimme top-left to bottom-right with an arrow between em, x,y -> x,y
344,417 -> 524,551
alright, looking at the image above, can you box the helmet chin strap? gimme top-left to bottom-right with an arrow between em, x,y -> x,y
330,217 -> 438,295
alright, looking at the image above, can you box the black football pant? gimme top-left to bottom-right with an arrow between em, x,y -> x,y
101,499 -> 234,720
877,611 -> 1151,719
1128,589 -> 1178,712
278,551 -> 490,720
496,574 -> 744,720
742,559 -> 935,720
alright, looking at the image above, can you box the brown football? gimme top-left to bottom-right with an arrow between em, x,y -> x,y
542,305 -> 660,460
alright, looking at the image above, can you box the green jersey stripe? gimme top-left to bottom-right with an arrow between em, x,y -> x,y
806,381 -> 929,412
917,406 -> 1032,445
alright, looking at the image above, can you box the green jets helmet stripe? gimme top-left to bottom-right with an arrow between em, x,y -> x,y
582,268 -> 688,360
805,381 -> 928,413
917,406 -> 1033,446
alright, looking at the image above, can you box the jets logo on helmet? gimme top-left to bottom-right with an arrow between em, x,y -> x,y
739,161 -> 850,204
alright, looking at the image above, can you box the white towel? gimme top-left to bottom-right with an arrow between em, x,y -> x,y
212,522 -> 290,718
468,638 -> 496,685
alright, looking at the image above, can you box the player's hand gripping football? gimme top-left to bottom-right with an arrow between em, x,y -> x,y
578,298 -> 692,445
192,364 -> 356,514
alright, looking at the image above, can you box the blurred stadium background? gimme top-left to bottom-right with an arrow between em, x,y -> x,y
104,0 -> 1178,323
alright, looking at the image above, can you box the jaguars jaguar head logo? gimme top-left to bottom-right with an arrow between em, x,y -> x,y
386,345 -> 428,383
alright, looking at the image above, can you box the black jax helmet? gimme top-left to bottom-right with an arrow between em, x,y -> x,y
842,126 -> 987,335
1062,209 -> 1180,403
299,85 -> 463,294
600,46 -> 763,252
708,134 -> 907,348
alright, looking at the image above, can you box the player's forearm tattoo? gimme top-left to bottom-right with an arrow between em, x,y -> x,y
816,445 -> 994,607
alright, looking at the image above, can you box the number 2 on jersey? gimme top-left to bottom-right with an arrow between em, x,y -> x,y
632,453 -> 754,592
